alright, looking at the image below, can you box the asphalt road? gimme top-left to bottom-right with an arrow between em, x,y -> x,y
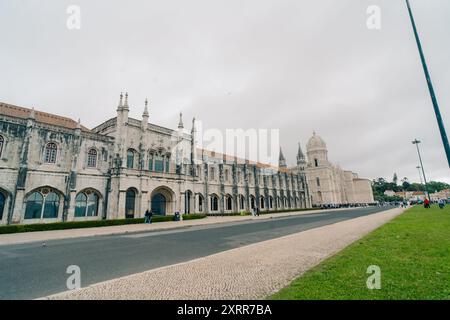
0,206 -> 394,299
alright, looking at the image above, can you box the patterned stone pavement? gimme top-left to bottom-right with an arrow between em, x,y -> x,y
44,207 -> 404,300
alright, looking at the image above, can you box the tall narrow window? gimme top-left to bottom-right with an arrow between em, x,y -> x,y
127,149 -> 135,169
148,153 -> 154,171
165,157 -> 170,173
314,158 -> 319,167
75,193 -> 87,217
210,195 -> 218,211
87,149 -> 97,168
210,167 -> 215,180
198,195 -> 203,212
45,143 -> 57,164
154,155 -> 164,172
226,195 -> 232,211
239,195 -> 245,210
316,177 -> 321,187
0,192 -> 6,221
225,169 -> 229,182
0,135 -> 4,158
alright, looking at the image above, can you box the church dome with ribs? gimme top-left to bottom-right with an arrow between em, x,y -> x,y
306,131 -> 327,152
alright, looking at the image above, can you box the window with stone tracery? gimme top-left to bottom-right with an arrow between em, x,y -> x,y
44,143 -> 57,164
87,148 -> 97,168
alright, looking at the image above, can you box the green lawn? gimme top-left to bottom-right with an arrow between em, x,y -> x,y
269,205 -> 450,300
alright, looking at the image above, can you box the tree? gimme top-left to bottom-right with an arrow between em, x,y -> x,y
427,181 -> 450,193
401,177 -> 410,191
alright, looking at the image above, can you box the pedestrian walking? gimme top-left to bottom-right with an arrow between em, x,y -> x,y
424,198 -> 430,209
256,207 -> 260,216
144,209 -> 151,224
438,199 -> 445,210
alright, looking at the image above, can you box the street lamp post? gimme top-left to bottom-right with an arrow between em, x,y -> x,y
416,165 -> 424,186
406,0 -> 450,167
412,139 -> 429,199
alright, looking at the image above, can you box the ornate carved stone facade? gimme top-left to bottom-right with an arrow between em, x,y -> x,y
0,95 -> 312,225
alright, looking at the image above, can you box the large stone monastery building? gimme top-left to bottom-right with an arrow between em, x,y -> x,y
0,95 -> 373,225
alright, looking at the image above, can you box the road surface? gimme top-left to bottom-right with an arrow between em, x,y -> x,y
0,206 -> 393,299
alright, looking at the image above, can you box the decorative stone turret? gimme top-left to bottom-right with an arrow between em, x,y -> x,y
142,99 -> 149,131
296,142 -> 306,170
278,147 -> 287,168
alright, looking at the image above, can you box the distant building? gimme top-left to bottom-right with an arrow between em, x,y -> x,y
292,132 -> 374,206
0,97 -> 311,225
430,189 -> 450,202
384,190 -> 395,197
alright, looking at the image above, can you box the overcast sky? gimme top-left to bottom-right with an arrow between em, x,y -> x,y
0,0 -> 449,183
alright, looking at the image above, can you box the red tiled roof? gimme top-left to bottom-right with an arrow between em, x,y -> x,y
0,102 -> 90,132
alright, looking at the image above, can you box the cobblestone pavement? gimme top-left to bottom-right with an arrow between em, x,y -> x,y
0,208 -> 346,246
44,207 -> 404,300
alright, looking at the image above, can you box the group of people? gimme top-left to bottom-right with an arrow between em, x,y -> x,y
144,209 -> 153,224
423,198 -> 446,210
251,207 -> 260,216
143,210 -> 182,224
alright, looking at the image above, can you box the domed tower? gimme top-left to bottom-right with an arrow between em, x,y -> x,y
306,132 -> 328,168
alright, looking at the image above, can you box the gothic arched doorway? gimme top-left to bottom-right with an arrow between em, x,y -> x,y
150,186 -> 175,216
152,193 -> 166,216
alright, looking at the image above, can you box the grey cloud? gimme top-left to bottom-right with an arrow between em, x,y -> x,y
0,0 -> 448,182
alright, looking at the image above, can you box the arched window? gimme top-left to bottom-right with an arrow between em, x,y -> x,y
224,169 -> 229,182
75,193 -> 87,217
210,194 -> 218,211
165,156 -> 170,173
0,135 -> 4,158
260,196 -> 265,209
269,196 -> 273,209
154,154 -> 164,172
75,190 -> 99,217
24,189 -> 60,219
226,195 -> 232,211
0,191 -> 5,221
198,194 -> 204,212
239,195 -> 245,210
87,149 -> 97,168
250,195 -> 256,209
125,188 -> 136,218
127,149 -> 135,169
45,143 -> 57,164
148,153 -> 154,171
210,167 -> 215,180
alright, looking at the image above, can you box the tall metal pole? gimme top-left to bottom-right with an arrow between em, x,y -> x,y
412,139 -> 429,198
416,165 -> 423,186
406,0 -> 450,167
